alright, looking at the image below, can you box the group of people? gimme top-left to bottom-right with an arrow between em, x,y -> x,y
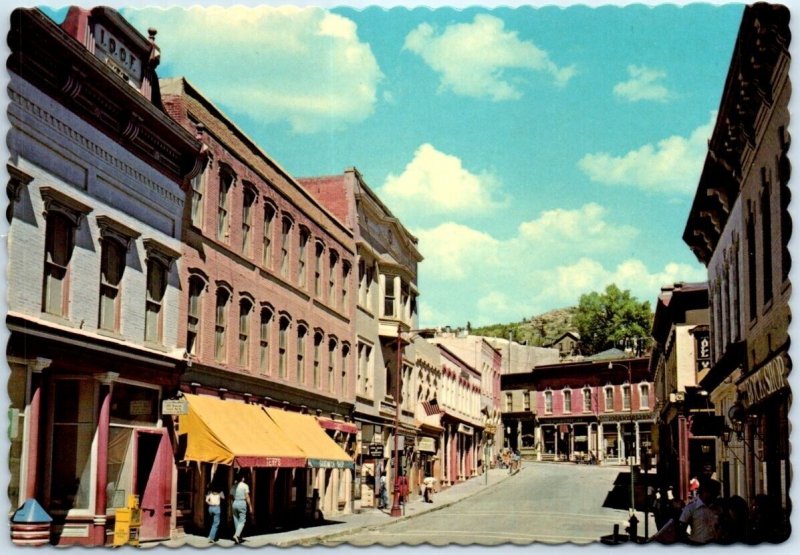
204,472 -> 252,544
651,478 -> 786,545
376,471 -> 435,510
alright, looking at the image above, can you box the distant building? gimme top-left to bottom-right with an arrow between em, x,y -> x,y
546,331 -> 581,359
501,357 -> 654,466
474,335 -> 559,373
683,4 -> 790,536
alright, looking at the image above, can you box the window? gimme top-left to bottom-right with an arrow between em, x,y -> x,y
747,212 -> 757,319
505,393 -> 512,412
328,337 -> 337,392
583,388 -> 592,412
401,281 -> 409,319
315,242 -> 324,296
280,216 -> 292,276
342,261 -> 351,315
341,343 -> 350,396
98,237 -> 126,332
278,316 -> 290,378
186,276 -> 205,356
328,250 -> 338,305
639,384 -> 650,409
296,325 -> 307,383
358,342 -> 372,395
544,391 -> 553,414
313,331 -> 324,389
43,212 -> 75,317
298,227 -> 309,286
145,258 -> 167,344
563,390 -> 572,413
384,275 -> 395,317
761,170 -> 773,304
217,169 -> 234,241
358,259 -> 367,307
214,287 -> 230,362
190,167 -> 205,228
239,298 -> 252,367
523,391 -> 530,411
622,384 -> 631,411
242,186 -> 256,256
263,203 -> 275,268
605,387 -> 614,411
49,379 -> 94,511
259,307 -> 273,374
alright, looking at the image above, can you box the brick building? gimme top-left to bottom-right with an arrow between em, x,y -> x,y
159,77 -> 358,530
683,4 -> 790,540
6,7 -> 203,545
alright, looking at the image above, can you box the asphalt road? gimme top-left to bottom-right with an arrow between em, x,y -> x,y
323,463 -> 654,546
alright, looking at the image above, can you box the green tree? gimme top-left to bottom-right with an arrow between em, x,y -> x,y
573,284 -> 653,355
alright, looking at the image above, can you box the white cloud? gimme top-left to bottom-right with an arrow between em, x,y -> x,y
380,144 -> 504,216
415,222 -> 500,280
517,203 -> 638,252
613,65 -> 672,102
125,6 -> 381,133
578,112 -> 716,194
403,14 -> 576,101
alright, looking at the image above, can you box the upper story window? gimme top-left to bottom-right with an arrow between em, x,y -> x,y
280,216 -> 293,277
214,286 -> 231,362
190,167 -> 205,228
563,390 -> 572,413
217,167 -> 235,242
747,212 -> 757,321
401,281 -> 409,318
582,388 -> 592,412
342,261 -> 351,315
262,202 -> 276,269
298,227 -> 310,287
357,341 -> 372,396
278,314 -> 291,378
238,297 -> 253,367
761,169 -> 773,305
97,218 -> 137,333
41,189 -> 91,318
384,275 -> 396,317
186,275 -> 205,356
296,324 -> 308,384
143,241 -> 177,345
328,250 -> 338,306
313,330 -> 324,389
523,390 -> 531,411
544,390 -> 553,414
604,386 -> 614,411
241,185 -> 256,257
328,337 -> 337,392
622,384 -> 631,411
315,241 -> 324,296
259,305 -> 273,374
639,384 -> 650,409
341,342 -> 350,396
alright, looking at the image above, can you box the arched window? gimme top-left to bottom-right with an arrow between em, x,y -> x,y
328,336 -> 338,392
313,330 -> 324,388
297,323 -> 308,383
259,305 -> 273,374
262,201 -> 276,268
239,297 -> 253,367
186,274 -> 206,355
214,287 -> 231,362
278,315 -> 291,378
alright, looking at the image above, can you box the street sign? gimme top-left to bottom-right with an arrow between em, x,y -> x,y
366,444 -> 384,458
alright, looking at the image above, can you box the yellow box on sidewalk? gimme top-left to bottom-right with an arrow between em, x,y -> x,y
113,495 -> 141,547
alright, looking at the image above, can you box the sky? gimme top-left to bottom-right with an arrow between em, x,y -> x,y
35,2 -> 747,329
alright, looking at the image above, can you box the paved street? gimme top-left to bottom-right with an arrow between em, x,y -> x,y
321,463 -> 655,546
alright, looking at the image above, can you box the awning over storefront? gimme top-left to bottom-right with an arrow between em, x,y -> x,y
317,417 -> 358,435
179,394 -> 306,468
265,408 -> 355,469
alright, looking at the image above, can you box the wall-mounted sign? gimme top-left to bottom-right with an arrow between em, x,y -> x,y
94,23 -> 143,87
457,424 -> 473,435
738,354 -> 788,408
129,400 -> 153,416
695,330 -> 711,373
161,398 -> 188,415
363,443 -> 384,459
418,437 -> 436,453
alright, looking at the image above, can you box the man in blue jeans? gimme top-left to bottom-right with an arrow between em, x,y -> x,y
230,472 -> 252,544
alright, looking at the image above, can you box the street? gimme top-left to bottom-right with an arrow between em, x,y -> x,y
322,463 -> 656,546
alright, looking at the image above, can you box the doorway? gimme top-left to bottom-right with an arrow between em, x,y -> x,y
135,430 -> 171,540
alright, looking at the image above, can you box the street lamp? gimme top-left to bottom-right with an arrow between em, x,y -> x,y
391,325 -> 435,517
609,360 -> 637,540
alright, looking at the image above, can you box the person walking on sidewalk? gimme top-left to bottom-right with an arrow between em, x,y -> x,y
423,476 -> 436,503
205,482 -> 225,543
230,472 -> 252,544
378,472 -> 389,509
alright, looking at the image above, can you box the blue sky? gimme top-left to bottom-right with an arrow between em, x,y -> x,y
40,2 -> 745,328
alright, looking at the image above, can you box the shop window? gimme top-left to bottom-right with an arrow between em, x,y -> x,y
110,381 -> 160,426
49,378 -> 94,511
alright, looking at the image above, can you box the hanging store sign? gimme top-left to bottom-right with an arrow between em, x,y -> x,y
457,424 -> 473,435
361,443 -> 384,459
695,330 -> 711,373
738,354 -> 789,408
418,437 -> 436,453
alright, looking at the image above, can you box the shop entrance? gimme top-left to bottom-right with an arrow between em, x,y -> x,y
135,430 -> 171,540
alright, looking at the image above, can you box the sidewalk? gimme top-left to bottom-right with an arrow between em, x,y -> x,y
147,467 -> 516,549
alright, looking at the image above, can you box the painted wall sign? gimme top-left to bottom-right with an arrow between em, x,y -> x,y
738,354 -> 788,408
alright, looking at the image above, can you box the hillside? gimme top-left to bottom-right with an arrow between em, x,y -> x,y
472,307 -> 577,347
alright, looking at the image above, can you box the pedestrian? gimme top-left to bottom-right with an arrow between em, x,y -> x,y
378,471 -> 389,509
422,476 -> 436,503
677,477 -> 721,544
229,471 -> 252,544
205,482 -> 225,543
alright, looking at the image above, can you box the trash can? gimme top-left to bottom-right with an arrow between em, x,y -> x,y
11,499 -> 52,546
